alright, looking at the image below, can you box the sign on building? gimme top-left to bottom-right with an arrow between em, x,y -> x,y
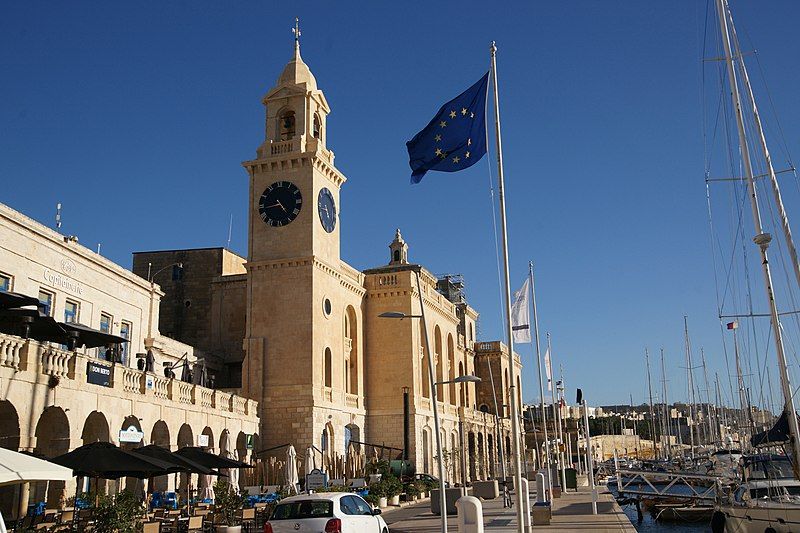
119,425 -> 144,444
86,361 -> 111,387
246,434 -> 254,450
197,434 -> 209,447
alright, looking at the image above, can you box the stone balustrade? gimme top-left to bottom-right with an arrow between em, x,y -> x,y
0,332 -> 257,418
345,393 -> 359,408
0,334 -> 24,370
40,345 -> 72,378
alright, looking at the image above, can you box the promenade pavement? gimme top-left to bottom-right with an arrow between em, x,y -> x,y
383,486 -> 637,532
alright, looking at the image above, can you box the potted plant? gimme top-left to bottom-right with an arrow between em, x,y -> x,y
363,493 -> 380,508
92,490 -> 145,533
370,480 -> 388,508
403,481 -> 420,501
214,480 -> 246,532
385,476 -> 402,506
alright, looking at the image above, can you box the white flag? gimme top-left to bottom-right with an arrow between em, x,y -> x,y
510,277 -> 531,344
545,346 -> 552,392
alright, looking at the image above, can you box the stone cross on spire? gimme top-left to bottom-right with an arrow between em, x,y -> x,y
292,17 -> 301,50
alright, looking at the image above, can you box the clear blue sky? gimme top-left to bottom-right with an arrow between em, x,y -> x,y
4,1 -> 800,407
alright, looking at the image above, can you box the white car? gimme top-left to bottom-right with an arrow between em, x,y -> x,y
264,492 -> 389,533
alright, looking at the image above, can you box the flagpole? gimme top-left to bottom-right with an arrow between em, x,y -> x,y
490,41 -> 525,531
529,261 -> 552,500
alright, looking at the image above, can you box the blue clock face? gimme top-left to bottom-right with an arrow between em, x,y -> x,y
318,188 -> 337,233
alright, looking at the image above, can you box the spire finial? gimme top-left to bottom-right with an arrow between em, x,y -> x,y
292,17 -> 301,52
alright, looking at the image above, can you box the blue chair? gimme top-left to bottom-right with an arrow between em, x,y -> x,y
27,501 -> 46,517
163,492 -> 178,509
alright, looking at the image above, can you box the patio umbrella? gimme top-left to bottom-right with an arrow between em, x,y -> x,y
132,445 -> 218,475
59,322 -> 129,349
0,448 -> 73,533
305,447 -> 316,475
221,432 -> 239,494
51,442 -> 172,479
285,445 -> 299,495
175,447 -> 250,469
0,308 -> 67,343
0,291 -> 38,311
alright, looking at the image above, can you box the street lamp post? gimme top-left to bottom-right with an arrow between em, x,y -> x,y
379,269 -> 481,533
145,262 -> 182,348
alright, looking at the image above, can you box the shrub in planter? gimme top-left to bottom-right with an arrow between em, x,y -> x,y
363,493 -> 380,507
214,480 -> 247,530
92,490 -> 145,533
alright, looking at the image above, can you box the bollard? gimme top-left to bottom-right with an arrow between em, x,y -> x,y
535,472 -> 546,503
456,495 -> 484,533
520,477 -> 532,533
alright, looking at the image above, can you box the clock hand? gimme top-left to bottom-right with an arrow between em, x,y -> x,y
276,199 -> 287,213
264,202 -> 282,209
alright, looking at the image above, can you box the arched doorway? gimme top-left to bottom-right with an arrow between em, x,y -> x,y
150,421 -> 170,492
119,416 -> 144,497
0,401 -> 20,519
236,431 -> 248,464
80,411 -> 110,495
421,427 -> 431,474
177,424 -> 193,495
344,306 -> 359,395
447,335 -> 456,405
477,433 -> 485,480
487,434 -> 495,478
344,424 -> 360,454
420,323 -> 430,398
467,432 -> 476,482
33,407 -> 70,507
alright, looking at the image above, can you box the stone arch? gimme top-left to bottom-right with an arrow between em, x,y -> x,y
0,402 -> 20,519
150,421 -> 171,492
487,434 -> 495,478
324,347 -> 332,388
82,411 -> 110,444
34,407 -> 70,507
344,423 -> 360,453
236,431 -> 248,463
344,306 -> 359,396
504,369 -> 510,417
420,322 -> 430,398
119,416 -> 144,496
421,426 -> 431,474
434,326 -> 443,400
321,423 -> 335,463
477,433 -> 485,480
313,113 -> 322,140
447,334 -> 456,405
278,107 -> 296,141
177,424 -> 194,495
467,432 -> 476,482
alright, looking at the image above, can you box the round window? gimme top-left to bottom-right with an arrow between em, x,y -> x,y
323,298 -> 332,317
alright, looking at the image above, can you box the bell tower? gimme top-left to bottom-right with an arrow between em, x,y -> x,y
242,23 -> 358,454
244,20 -> 344,265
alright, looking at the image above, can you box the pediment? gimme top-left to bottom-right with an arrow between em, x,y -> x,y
263,85 -> 307,101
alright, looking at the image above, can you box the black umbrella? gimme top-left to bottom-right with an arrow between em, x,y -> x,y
0,291 -> 39,310
51,441 -> 173,479
175,447 -> 251,469
59,322 -> 129,349
132,445 -> 220,475
0,308 -> 68,343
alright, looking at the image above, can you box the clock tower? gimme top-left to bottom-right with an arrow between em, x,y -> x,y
241,29 -> 365,455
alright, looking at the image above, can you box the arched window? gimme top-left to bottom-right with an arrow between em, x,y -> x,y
313,113 -> 321,139
434,326 -> 443,401
324,347 -> 332,388
447,334 -> 456,405
279,110 -> 296,141
345,307 -> 358,395
458,362 -> 466,406
420,323 -> 430,398
393,250 -> 400,262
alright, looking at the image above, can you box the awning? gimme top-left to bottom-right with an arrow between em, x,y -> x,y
51,441 -> 173,479
0,308 -> 67,343
59,322 -> 129,349
132,445 -> 221,475
0,292 -> 39,311
0,448 -> 73,487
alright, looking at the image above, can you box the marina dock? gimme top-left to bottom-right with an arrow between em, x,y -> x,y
384,486 -> 637,532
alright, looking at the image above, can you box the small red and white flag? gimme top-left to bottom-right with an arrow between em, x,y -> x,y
727,321 -> 739,330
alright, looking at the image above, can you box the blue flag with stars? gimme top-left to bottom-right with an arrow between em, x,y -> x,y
406,72 -> 489,184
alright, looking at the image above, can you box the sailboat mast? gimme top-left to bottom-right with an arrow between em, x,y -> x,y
684,316 -> 697,456
646,349 -> 657,459
661,349 -> 670,459
716,0 -> 800,471
701,349 -> 716,445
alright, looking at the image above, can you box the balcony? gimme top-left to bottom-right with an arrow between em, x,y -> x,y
0,332 -> 258,418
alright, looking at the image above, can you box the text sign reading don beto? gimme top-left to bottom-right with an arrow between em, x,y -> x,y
86,361 -> 112,387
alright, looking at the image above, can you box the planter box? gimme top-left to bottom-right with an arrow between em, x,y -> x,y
378,497 -> 388,508
531,502 -> 551,525
472,480 -> 499,500
430,487 -> 467,516
389,495 -> 400,506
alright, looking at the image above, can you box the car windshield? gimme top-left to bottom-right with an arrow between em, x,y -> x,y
271,500 -> 333,520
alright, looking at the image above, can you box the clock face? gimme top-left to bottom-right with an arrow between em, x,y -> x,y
318,187 -> 337,233
258,181 -> 302,227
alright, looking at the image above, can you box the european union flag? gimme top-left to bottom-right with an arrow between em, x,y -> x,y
406,72 -> 489,184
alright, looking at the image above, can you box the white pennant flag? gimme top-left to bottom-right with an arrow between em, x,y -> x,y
545,346 -> 552,392
510,277 -> 531,344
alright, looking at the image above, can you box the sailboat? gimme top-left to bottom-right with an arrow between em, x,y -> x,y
709,0 -> 800,531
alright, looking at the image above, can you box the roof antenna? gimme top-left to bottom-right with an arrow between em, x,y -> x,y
97,243 -> 102,255
226,213 -> 233,249
55,202 -> 62,229
292,17 -> 301,51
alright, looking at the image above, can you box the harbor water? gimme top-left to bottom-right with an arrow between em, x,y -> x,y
619,501 -> 709,533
